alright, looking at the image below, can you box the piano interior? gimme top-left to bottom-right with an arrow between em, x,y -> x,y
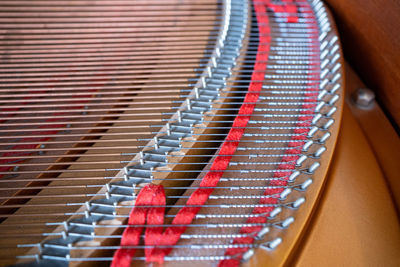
0,0 -> 399,266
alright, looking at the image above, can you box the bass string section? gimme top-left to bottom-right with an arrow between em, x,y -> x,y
0,0 -> 225,264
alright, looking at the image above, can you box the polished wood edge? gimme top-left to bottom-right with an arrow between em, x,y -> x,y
324,0 -> 400,128
343,62 -> 400,218
292,104 -> 400,267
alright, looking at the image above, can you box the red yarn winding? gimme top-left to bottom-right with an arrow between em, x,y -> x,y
218,1 -> 320,266
110,1 -> 271,265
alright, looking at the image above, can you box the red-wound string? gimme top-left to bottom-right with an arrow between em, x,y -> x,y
111,1 -> 271,265
218,1 -> 320,266
111,183 -> 166,267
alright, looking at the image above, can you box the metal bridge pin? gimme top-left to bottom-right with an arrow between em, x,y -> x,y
317,90 -> 327,100
300,179 -> 314,191
166,123 -> 172,136
315,101 -> 325,112
326,106 -> 337,117
279,188 -> 292,200
211,57 -> 217,68
307,126 -> 319,138
318,31 -> 328,42
314,0 -> 324,10
261,237 -> 282,251
316,6 -> 326,18
330,83 -> 341,94
312,114 -> 322,125
329,36 -> 339,46
320,78 -> 329,90
149,167 -> 154,180
241,249 -> 255,263
321,21 -> 331,33
216,47 -> 221,57
296,155 -> 307,166
268,207 -> 282,219
35,252 -> 42,262
292,197 -> 306,209
207,66 -> 212,78
154,136 -> 159,150
320,68 -> 329,79
280,217 -> 295,229
323,119 -> 334,130
62,231 -> 68,239
321,58 -> 329,69
314,147 -> 326,158
186,98 -> 192,110
177,110 -> 182,123
331,53 -> 340,65
139,151 -> 145,165
320,40 -> 328,51
288,171 -> 300,182
123,168 -> 129,181
319,132 -> 331,143
332,63 -> 341,74
330,44 -> 340,55
302,140 -> 313,152
218,39 -> 224,49
255,227 -> 270,240
332,73 -> 341,83
307,162 -> 320,174
320,49 -> 329,60
63,221 -> 69,231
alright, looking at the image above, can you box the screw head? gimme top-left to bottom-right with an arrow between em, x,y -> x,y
352,88 -> 375,109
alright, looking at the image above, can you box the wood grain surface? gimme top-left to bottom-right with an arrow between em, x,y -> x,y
324,0 -> 400,128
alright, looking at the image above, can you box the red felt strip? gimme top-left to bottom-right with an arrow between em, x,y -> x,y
218,0 -> 319,266
111,183 -> 166,267
110,1 -> 271,265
